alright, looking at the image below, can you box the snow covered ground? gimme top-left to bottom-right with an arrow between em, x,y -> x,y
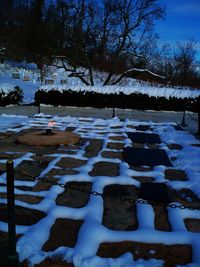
1,63 -> 200,105
0,114 -> 200,267
0,65 -> 40,103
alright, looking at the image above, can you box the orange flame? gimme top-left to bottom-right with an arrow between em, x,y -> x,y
48,120 -> 56,127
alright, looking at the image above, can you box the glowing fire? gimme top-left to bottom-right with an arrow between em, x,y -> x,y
48,120 -> 56,127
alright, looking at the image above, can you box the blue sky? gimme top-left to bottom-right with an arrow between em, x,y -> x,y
155,0 -> 200,59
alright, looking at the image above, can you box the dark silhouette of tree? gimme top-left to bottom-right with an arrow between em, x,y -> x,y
51,0 -> 165,85
174,39 -> 197,85
2,0 -> 199,87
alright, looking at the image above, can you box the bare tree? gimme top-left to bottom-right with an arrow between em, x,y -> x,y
152,43 -> 176,82
174,39 -> 197,85
53,0 -> 165,86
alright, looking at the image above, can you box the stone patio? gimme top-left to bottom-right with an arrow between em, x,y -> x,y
0,119 -> 199,267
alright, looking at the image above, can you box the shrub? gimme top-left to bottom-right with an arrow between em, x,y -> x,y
34,89 -> 199,112
0,86 -> 23,106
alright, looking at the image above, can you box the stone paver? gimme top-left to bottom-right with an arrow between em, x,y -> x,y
97,242 -> 192,267
56,182 -> 91,208
165,169 -> 188,181
135,125 -> 152,131
172,189 -> 200,209
184,219 -> 200,233
167,143 -> 183,150
153,205 -> 171,232
84,139 -> 103,157
103,185 -> 138,230
101,150 -> 123,160
14,160 -> 50,181
124,147 -> 173,167
0,204 -> 46,225
0,193 -> 42,204
43,219 -> 83,251
57,158 -> 87,169
109,136 -> 125,141
127,132 -> 161,144
89,162 -> 119,177
106,142 -> 124,150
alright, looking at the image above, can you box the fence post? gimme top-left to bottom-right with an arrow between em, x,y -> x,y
6,160 -> 20,267
181,110 -> 187,126
181,100 -> 188,127
38,103 -> 41,114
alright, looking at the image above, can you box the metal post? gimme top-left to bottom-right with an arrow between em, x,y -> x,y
112,107 -> 115,118
112,94 -> 115,118
181,110 -> 187,126
181,100 -> 188,127
6,160 -> 20,267
38,102 -> 41,114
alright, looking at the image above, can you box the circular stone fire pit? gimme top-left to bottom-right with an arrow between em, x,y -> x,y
16,130 -> 81,146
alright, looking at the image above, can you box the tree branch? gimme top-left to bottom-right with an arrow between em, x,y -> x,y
68,72 -> 90,86
111,67 -> 166,85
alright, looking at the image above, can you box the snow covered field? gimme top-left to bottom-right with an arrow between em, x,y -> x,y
0,114 -> 200,267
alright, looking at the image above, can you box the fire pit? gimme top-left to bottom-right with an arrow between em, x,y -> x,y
16,121 -> 81,146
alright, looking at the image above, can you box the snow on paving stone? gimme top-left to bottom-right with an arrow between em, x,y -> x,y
0,114 -> 29,131
0,115 -> 200,267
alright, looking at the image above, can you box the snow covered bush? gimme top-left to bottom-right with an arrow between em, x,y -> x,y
35,88 -> 199,112
0,86 -> 23,106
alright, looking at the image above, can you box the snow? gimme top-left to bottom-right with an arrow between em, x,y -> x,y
0,114 -> 200,267
0,114 -> 29,132
0,63 -> 200,105
40,84 -> 200,100
0,67 -> 40,103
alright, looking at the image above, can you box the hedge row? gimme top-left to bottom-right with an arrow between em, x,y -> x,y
35,89 -> 199,112
0,86 -> 23,106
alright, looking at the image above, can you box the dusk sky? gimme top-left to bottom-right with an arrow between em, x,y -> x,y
155,0 -> 200,59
